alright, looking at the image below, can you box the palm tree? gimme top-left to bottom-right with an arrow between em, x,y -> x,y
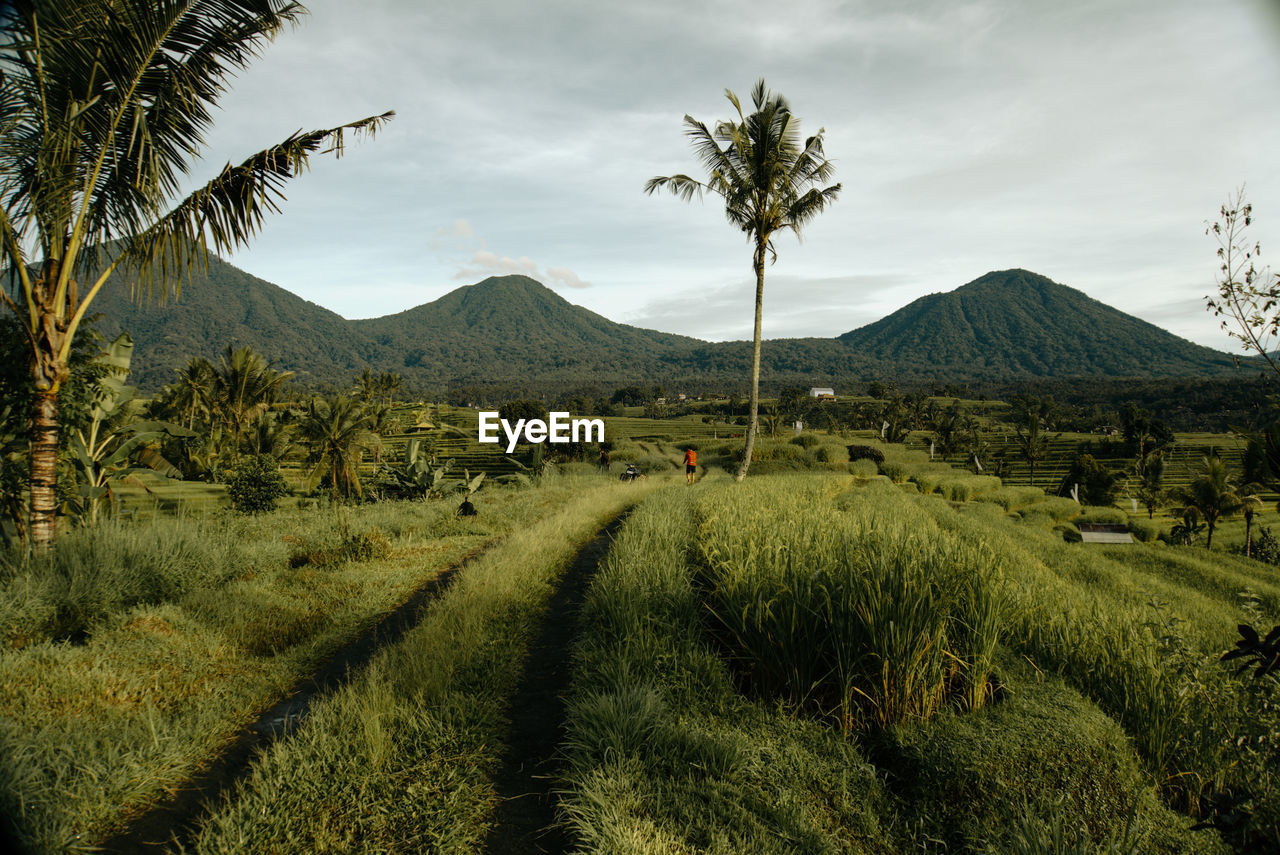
1134,451 -> 1165,520
646,80 -> 840,481
1174,454 -> 1245,551
298,394 -> 372,501
209,345 -> 293,458
1011,407 -> 1053,487
1241,489 -> 1264,559
377,371 -> 402,407
0,1 -> 392,546
171,357 -> 215,431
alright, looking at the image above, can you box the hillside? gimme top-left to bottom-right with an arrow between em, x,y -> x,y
82,256 -> 1240,394
90,254 -> 377,389
353,275 -> 701,387
836,269 -> 1237,377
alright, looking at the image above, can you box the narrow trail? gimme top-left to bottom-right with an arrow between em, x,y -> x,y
482,510 -> 632,855
99,540 -> 499,855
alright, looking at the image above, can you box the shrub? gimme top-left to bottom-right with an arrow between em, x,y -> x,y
227,454 -> 290,514
937,474 -> 1001,502
790,433 -> 820,449
847,444 -> 885,464
1128,519 -> 1163,544
1064,454 -> 1120,507
1076,506 -> 1128,525
975,486 -> 1046,512
879,461 -> 908,483
849,459 -> 878,478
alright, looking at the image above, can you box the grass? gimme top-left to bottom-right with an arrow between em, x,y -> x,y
559,478 -> 1227,853
184,475 -> 660,853
0,473 -> 628,853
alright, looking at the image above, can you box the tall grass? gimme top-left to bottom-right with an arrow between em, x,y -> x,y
919,492 -> 1280,834
694,477 -> 1004,732
560,479 -> 1221,854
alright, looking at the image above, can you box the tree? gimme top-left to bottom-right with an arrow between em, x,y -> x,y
0,1 -> 392,547
1063,453 -> 1119,507
1173,454 -> 1245,551
1010,400 -> 1054,487
208,346 -> 293,460
298,394 -> 372,501
646,80 -> 840,481
1133,451 -> 1165,519
1206,188 -> 1280,376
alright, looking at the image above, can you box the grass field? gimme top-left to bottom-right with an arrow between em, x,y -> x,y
5,415 -> 1279,853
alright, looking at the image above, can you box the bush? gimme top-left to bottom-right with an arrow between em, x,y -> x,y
847,444 -> 885,464
878,657 -> 1223,854
975,486 -> 1046,512
879,461 -> 908,483
1075,506 -> 1127,525
790,433 -> 820,449
1128,519 -> 1163,544
226,454 -> 290,514
849,459 -> 878,478
1064,454 -> 1119,507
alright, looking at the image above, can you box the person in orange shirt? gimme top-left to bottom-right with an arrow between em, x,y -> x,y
683,447 -> 697,485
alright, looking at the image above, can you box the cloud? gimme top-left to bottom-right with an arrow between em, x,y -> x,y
546,266 -> 592,289
443,225 -> 592,290
456,250 -> 540,280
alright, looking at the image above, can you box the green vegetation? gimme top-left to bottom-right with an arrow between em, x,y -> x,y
839,269 -> 1238,377
186,476 -> 655,854
645,78 -> 840,479
560,481 -> 1238,853
0,477 -> 617,852
0,0 -> 391,546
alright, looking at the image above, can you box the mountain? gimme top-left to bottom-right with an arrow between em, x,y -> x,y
352,275 -> 701,387
83,256 -> 1238,394
90,254 -> 378,389
836,269 -> 1237,377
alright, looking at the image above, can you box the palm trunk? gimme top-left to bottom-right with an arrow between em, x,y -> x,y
735,243 -> 767,482
30,388 -> 60,548
28,258 -> 72,549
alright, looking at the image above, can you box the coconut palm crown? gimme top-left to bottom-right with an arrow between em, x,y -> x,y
645,79 -> 840,481
0,0 -> 392,545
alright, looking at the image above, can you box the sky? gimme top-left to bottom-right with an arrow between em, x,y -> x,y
190,0 -> 1280,351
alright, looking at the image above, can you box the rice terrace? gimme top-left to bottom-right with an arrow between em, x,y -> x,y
2,1 -> 1280,854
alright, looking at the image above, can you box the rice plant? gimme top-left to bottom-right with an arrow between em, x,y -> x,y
694,477 -> 1005,732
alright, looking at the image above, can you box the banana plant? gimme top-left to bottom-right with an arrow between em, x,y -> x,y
377,438 -> 454,500
64,333 -> 195,525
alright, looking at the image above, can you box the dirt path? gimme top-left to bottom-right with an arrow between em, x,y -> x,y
481,511 -> 631,855
98,541 -> 497,855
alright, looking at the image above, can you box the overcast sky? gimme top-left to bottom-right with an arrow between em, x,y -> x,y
190,0 -> 1280,352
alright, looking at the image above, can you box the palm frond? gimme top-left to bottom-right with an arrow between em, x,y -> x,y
113,111 -> 393,300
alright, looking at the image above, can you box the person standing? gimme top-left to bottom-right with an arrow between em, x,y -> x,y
683,447 -> 697,485
598,447 -> 611,474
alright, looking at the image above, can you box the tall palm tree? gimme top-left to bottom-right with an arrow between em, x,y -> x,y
298,394 -> 372,501
0,1 -> 392,546
646,80 -> 840,480
1174,454 -> 1245,551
